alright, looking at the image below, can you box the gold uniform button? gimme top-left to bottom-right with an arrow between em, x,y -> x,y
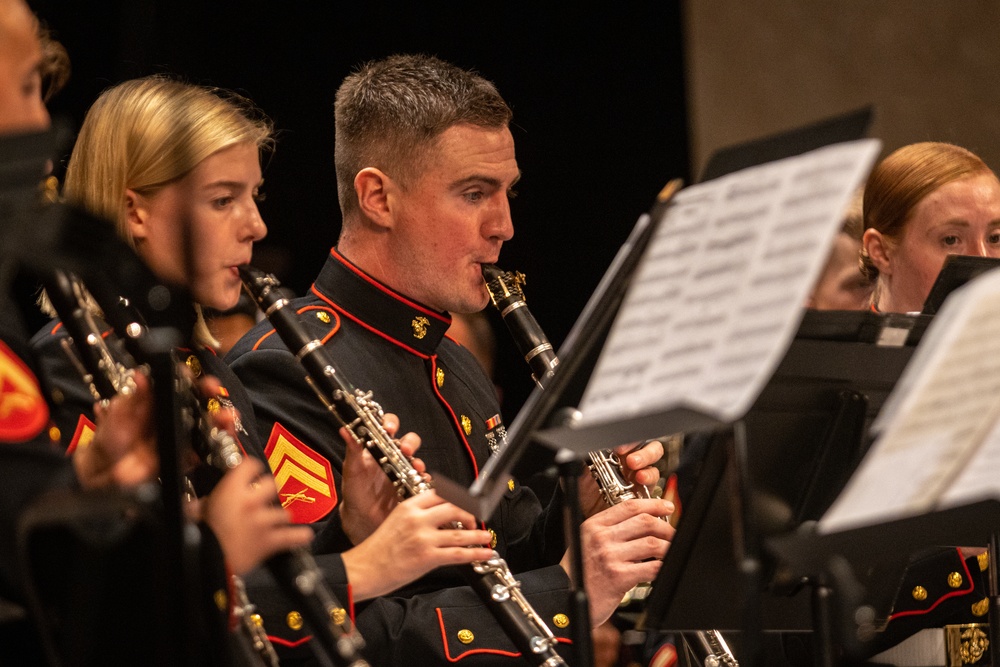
250,613 -> 264,627
508,478 -> 516,492
948,572 -> 964,589
206,397 -> 221,414
331,607 -> 347,626
186,355 -> 202,378
457,629 -> 474,644
287,611 -> 304,631
213,589 -> 227,612
436,367 -> 445,388
553,613 -> 569,629
48,426 -> 60,443
316,311 -> 331,324
912,586 -> 928,601
488,528 -> 497,549
979,552 -> 990,572
972,597 -> 990,617
461,415 -> 472,435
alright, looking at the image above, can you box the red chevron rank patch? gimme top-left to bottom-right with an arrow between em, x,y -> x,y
265,423 -> 337,523
0,341 -> 50,442
66,414 -> 96,454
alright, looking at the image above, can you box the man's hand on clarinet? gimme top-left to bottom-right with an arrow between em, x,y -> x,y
563,497 -> 675,627
338,412 -> 425,545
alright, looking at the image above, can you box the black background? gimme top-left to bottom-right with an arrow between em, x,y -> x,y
27,1 -> 691,419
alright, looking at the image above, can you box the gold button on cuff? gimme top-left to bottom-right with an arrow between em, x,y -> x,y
461,415 -> 472,435
48,426 -> 60,443
972,598 -> 990,617
317,311 -> 331,324
436,367 -> 445,388
553,613 -> 569,629
508,478 -> 515,492
488,528 -> 497,549
214,589 -> 227,612
186,355 -> 202,378
912,586 -> 928,601
287,611 -> 304,631
331,607 -> 347,626
948,572 -> 964,589
979,552 -> 990,572
457,629 -> 474,644
250,613 -> 264,627
206,397 -> 221,414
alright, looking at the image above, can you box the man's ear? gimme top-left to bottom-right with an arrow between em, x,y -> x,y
355,168 -> 394,230
863,228 -> 892,276
125,189 -> 149,241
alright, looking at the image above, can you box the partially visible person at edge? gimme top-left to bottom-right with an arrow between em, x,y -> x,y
227,53 -> 675,665
32,73 -> 497,662
806,188 -> 873,310
861,141 -> 1000,314
855,141 -> 1000,662
0,2 -> 304,663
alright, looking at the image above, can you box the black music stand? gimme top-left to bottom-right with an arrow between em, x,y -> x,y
698,106 -> 873,183
639,309 -> 927,667
921,255 -> 1000,315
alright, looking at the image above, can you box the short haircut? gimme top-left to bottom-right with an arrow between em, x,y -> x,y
334,53 -> 512,221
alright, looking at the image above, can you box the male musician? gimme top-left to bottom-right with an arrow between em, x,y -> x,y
228,53 -> 675,665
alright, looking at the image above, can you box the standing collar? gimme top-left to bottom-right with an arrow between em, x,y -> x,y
310,248 -> 452,356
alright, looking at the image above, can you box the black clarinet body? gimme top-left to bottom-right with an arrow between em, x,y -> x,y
482,264 -> 741,667
44,268 -> 369,667
240,265 -> 568,667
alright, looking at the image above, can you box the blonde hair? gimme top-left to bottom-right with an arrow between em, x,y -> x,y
58,75 -> 274,346
65,75 -> 273,245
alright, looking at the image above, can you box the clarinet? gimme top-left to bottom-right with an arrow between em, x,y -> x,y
482,264 -> 740,667
44,269 -> 369,667
240,265 -> 568,667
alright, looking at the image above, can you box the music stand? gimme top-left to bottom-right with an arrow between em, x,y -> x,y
922,255 -> 1000,315
639,309 -> 927,666
698,106 -> 873,183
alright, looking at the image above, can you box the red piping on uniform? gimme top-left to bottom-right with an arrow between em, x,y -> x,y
267,635 -> 313,648
435,608 -> 572,662
52,322 -> 63,334
311,285 -> 432,359
296,305 -> 341,344
251,329 -> 278,351
429,356 -> 479,478
328,248 -> 450,324
888,548 -> 974,621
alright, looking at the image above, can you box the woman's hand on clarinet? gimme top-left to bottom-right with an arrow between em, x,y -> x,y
74,370 -> 158,489
342,490 -> 495,601
201,457 -> 314,575
338,412 -> 426,545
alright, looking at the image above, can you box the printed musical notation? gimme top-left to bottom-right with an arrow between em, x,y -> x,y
577,140 -> 881,434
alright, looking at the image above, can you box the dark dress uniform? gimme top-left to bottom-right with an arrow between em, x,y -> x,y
29,312 -> 357,658
227,248 -> 574,665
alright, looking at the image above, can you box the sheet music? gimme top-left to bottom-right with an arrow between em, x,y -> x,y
577,139 -> 881,428
819,268 -> 1000,534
